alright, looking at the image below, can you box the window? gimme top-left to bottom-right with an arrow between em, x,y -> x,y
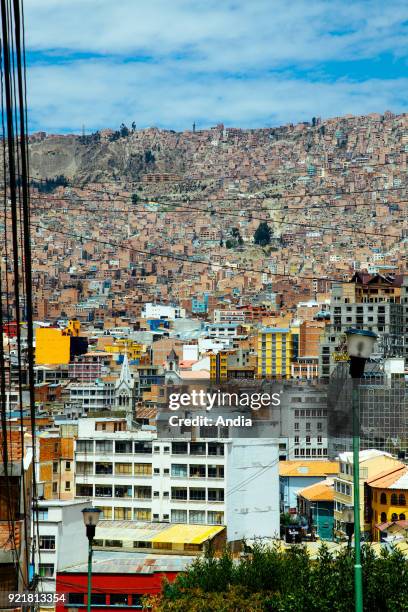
76,440 -> 93,453
114,507 -> 131,520
65,481 -> 71,491
190,465 -> 206,478
77,462 -> 92,476
208,488 -> 224,502
208,442 -> 224,456
171,509 -> 187,523
38,508 -> 48,520
172,442 -> 188,455
52,462 -> 58,474
399,494 -> 406,506
190,442 -> 206,455
65,461 -> 71,471
391,513 -> 398,521
134,486 -> 151,500
317,436 -> 322,444
95,485 -> 112,498
109,593 -> 128,606
68,594 -> 84,605
133,541 -> 152,549
172,487 -> 187,500
189,510 -> 205,524
306,422 -> 311,431
90,594 -> 106,605
115,485 -> 132,498
306,436 -> 311,445
317,422 -> 322,431
105,540 -> 123,548
154,468 -> 160,475
400,513 -> 406,520
99,506 -> 112,519
76,485 -> 93,497
134,463 -> 152,476
207,511 -> 224,525
95,462 -> 113,475
95,440 -> 113,453
39,563 -> 54,577
134,441 -> 152,454
171,464 -> 187,477
391,493 -> 398,505
52,483 -> 58,494
39,535 -> 55,550
380,512 -> 387,523
190,488 -> 206,501
115,463 -> 132,475
154,491 -> 160,497
115,441 -> 132,454
294,422 -> 299,431
134,508 -> 151,521
208,465 -> 224,478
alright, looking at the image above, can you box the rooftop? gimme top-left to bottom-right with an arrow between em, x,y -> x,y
279,461 -> 339,478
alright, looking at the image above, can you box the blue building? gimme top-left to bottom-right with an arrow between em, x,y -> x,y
279,460 -> 338,513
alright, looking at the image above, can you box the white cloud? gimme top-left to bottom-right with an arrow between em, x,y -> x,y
28,59 -> 408,132
23,0 -> 408,131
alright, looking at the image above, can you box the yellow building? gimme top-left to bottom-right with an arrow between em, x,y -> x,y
209,351 -> 229,382
257,327 -> 298,378
35,320 -> 86,365
333,450 -> 404,538
36,327 -> 71,365
368,464 -> 408,540
104,338 -> 144,362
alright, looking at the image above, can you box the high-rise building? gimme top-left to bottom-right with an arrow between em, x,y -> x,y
257,328 -> 298,378
319,274 -> 404,378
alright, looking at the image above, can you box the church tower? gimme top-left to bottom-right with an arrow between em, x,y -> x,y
114,353 -> 137,412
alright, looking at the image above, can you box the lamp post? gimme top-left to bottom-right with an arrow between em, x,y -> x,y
82,507 -> 101,612
345,328 -> 377,612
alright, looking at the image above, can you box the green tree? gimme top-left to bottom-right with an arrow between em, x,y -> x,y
131,193 -> 139,205
254,222 -> 272,246
144,542 -> 408,612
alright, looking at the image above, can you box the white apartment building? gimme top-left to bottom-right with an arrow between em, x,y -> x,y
142,303 -> 185,320
35,499 -> 89,601
67,379 -> 115,413
74,419 -> 280,541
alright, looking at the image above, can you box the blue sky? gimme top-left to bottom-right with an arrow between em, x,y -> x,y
25,0 -> 408,133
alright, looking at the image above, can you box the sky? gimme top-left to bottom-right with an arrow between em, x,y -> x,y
24,0 -> 408,133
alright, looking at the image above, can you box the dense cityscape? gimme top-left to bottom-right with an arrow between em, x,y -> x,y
1,0 -> 408,610
0,112 -> 408,610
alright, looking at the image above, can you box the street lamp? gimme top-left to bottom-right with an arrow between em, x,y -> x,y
345,328 -> 377,612
82,507 -> 101,612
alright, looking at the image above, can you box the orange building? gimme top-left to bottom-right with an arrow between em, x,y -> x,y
38,434 -> 75,500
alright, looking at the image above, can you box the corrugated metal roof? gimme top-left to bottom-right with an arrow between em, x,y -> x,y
95,520 -> 224,545
61,551 -> 195,574
151,524 -> 224,545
